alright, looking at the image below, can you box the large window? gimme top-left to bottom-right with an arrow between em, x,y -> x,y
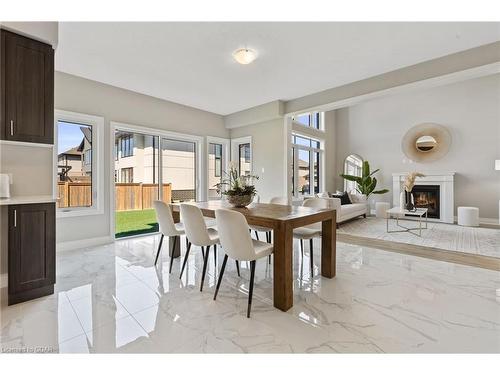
293,112 -> 323,130
114,130 -> 160,238
162,138 -> 196,202
55,110 -> 104,217
238,143 -> 251,176
208,142 -> 224,199
291,133 -> 323,197
344,154 -> 363,193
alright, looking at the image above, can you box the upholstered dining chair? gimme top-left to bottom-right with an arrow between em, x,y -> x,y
180,204 -> 240,291
214,209 -> 274,318
153,201 -> 185,272
293,197 -> 329,277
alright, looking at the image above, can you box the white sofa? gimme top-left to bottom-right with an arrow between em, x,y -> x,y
316,193 -> 368,225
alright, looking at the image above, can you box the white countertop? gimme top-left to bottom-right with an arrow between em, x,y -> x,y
0,195 -> 57,206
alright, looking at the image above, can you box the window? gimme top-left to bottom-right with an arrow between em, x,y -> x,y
344,154 -> 363,194
208,142 -> 224,200
55,110 -> 104,217
291,133 -> 323,197
293,112 -> 323,130
120,135 -> 134,157
238,143 -> 251,176
120,167 -> 133,183
162,138 -> 196,202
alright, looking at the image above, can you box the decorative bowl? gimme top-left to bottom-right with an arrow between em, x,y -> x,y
227,194 -> 254,208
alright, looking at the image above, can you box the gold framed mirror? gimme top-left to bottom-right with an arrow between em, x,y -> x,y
402,123 -> 451,162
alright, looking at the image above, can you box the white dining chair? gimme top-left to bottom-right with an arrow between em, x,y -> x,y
153,201 -> 185,273
269,196 -> 288,205
248,194 -> 279,263
180,204 -> 240,291
214,209 -> 274,318
293,197 -> 329,277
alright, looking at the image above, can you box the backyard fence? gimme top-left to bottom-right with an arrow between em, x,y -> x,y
58,182 -> 173,211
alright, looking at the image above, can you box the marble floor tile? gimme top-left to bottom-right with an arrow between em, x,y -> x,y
2,232 -> 499,353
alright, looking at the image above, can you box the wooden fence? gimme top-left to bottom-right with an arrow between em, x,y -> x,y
57,182 -> 172,211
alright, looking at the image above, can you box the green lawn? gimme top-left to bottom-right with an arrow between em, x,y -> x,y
115,209 -> 159,238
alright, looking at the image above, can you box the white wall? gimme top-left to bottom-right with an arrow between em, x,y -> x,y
229,118 -> 287,202
334,74 -> 500,220
55,72 -> 227,246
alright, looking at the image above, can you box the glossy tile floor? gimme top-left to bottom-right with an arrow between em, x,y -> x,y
1,234 -> 499,353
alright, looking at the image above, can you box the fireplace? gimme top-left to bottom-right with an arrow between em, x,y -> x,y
412,185 -> 440,219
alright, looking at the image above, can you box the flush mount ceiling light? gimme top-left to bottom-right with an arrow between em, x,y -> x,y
232,48 -> 257,65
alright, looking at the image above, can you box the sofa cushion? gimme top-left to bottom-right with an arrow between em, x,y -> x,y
341,203 -> 366,216
331,191 -> 352,205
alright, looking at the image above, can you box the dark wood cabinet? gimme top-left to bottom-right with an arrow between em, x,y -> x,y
8,203 -> 56,305
1,29 -> 54,144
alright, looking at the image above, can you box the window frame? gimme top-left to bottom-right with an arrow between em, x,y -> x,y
292,112 -> 324,131
206,136 -> 230,201
54,110 -> 104,218
291,132 -> 324,198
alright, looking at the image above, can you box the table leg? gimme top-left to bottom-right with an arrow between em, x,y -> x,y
321,216 -> 336,278
273,221 -> 293,311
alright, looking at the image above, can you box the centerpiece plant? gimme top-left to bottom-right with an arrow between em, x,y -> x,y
215,163 -> 259,207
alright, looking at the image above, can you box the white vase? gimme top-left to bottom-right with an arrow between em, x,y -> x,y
399,192 -> 405,210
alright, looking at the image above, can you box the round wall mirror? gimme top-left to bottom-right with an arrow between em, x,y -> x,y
401,123 -> 451,163
415,135 -> 437,152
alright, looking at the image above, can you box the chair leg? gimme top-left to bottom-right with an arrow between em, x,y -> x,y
213,244 -> 217,267
309,238 -> 314,278
154,234 -> 164,266
266,232 -> 272,264
214,254 -> 228,300
300,239 -> 304,257
179,241 -> 191,279
169,236 -> 177,273
254,231 -> 259,240
200,245 -> 210,292
201,246 -> 205,258
235,260 -> 241,277
247,260 -> 256,318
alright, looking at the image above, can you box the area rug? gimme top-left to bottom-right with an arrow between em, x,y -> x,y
338,217 -> 500,258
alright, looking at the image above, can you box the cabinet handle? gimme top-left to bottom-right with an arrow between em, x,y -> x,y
13,209 -> 17,227
10,120 -> 14,136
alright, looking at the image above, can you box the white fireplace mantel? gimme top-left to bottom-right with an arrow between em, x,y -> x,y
392,172 -> 455,223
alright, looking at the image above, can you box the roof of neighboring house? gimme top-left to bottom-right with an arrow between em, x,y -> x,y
58,147 -> 82,158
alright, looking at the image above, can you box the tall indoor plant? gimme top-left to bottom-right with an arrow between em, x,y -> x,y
340,160 -> 389,197
215,163 -> 259,207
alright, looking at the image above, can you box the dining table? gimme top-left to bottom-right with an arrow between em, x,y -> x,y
169,200 -> 337,312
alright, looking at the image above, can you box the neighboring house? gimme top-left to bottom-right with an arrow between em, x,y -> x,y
80,126 -> 92,176
57,147 -> 83,181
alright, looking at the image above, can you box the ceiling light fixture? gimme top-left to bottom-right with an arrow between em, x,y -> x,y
232,48 -> 257,65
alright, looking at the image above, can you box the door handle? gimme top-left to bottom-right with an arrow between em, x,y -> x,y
10,120 -> 14,136
13,209 -> 17,227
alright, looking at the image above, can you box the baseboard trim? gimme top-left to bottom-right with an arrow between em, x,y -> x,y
57,235 -> 114,252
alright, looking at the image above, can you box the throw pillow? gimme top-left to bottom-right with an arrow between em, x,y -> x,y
331,191 -> 352,205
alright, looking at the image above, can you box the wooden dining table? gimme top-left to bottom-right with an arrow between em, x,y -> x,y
170,201 -> 336,312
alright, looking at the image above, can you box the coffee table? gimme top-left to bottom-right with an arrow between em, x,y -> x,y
386,207 -> 428,237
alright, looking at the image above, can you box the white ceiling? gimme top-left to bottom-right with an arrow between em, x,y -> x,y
56,22 -> 500,115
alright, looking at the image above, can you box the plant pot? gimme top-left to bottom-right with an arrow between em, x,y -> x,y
227,194 -> 254,208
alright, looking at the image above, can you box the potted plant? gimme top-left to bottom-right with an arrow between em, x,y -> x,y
403,172 -> 426,211
340,160 -> 389,197
215,163 -> 259,207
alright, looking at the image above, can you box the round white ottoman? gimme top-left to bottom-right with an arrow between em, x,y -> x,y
457,207 -> 479,227
375,202 -> 391,218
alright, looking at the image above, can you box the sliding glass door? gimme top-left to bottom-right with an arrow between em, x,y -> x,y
162,138 -> 197,202
114,130 -> 159,238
